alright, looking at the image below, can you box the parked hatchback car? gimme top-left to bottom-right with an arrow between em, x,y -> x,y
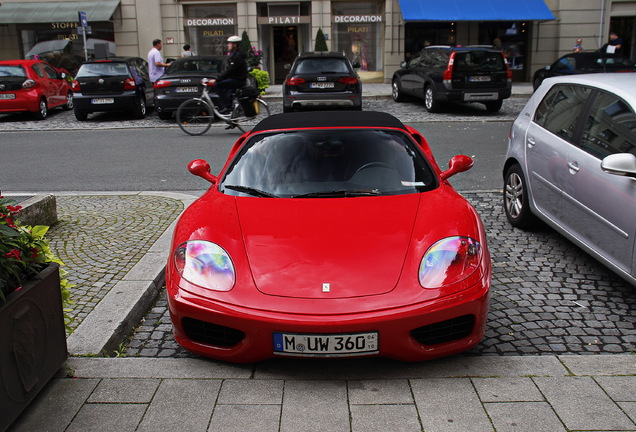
153,56 -> 227,120
0,59 -> 73,120
503,73 -> 636,287
532,52 -> 636,90
282,52 -> 362,112
71,57 -> 153,121
392,46 -> 512,113
167,111 -> 491,363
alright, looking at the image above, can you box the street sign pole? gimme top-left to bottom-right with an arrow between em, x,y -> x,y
78,11 -> 88,60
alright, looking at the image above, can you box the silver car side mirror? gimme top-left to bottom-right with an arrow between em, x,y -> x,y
601,153 -> 636,178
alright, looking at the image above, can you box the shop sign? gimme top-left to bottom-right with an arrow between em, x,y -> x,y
203,30 -> 226,36
347,26 -> 369,33
186,18 -> 235,26
333,15 -> 382,23
51,22 -> 78,29
257,16 -> 310,25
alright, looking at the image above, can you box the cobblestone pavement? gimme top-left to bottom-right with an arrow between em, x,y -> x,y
0,97 -> 529,131
47,194 -> 183,331
124,191 -> 636,358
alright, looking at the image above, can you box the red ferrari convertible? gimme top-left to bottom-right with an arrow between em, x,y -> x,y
167,111 -> 491,363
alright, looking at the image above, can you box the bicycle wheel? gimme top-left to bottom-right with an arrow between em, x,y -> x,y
177,99 -> 214,136
230,98 -> 271,133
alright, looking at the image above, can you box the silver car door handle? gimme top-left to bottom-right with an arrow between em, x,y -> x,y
527,136 -> 535,148
567,161 -> 580,173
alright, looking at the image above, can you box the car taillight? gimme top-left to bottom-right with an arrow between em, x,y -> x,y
286,77 -> 305,86
505,59 -> 513,81
339,77 -> 358,85
71,80 -> 81,91
22,79 -> 36,89
443,52 -> 455,82
124,78 -> 136,90
154,80 -> 171,89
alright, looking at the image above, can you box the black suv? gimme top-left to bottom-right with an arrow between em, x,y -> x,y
282,52 -> 362,113
71,57 -> 153,121
392,46 -> 511,112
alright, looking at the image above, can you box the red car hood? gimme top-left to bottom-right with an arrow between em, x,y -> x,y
235,195 -> 420,299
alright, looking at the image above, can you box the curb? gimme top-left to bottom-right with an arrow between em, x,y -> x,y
62,191 -> 198,357
13,194 -> 58,227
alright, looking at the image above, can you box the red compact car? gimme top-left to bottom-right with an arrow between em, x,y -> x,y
167,111 -> 491,363
0,59 -> 73,120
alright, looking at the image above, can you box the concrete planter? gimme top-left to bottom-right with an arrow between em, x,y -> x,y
0,263 -> 67,432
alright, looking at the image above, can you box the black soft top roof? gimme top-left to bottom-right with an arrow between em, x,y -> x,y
251,111 -> 408,133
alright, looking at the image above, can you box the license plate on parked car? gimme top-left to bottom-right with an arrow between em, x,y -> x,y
468,76 -> 491,82
175,87 -> 199,93
91,98 -> 114,104
0,94 -> 16,100
310,82 -> 335,89
273,332 -> 378,357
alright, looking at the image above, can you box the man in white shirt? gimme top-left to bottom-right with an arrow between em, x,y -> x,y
148,39 -> 171,83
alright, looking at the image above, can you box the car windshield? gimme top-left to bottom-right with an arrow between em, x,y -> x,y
76,62 -> 130,77
0,65 -> 26,77
294,58 -> 349,74
220,129 -> 437,198
454,51 -> 504,72
167,58 -> 225,74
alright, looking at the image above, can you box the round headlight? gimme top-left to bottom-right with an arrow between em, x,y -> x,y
174,240 -> 235,291
419,236 -> 481,288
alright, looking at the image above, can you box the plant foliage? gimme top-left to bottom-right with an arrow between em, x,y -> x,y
315,28 -> 328,52
250,68 -> 270,94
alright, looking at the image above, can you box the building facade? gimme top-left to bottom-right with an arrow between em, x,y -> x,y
0,0 -> 634,83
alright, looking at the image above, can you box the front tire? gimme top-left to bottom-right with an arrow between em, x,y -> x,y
231,98 -> 271,133
74,109 -> 88,121
424,85 -> 442,113
158,111 -> 172,120
503,164 -> 537,228
392,78 -> 406,102
63,92 -> 73,110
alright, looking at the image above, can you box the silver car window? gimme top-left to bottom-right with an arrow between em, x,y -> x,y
580,91 -> 636,159
534,84 -> 591,143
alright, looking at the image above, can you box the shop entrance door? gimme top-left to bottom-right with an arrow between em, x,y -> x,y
272,26 -> 298,84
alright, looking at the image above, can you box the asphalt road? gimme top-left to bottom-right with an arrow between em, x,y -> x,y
0,97 -> 526,193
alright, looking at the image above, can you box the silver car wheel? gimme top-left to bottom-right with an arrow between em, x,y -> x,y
505,172 -> 523,218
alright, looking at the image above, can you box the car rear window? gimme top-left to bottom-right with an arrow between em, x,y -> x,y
295,58 -> 349,74
0,65 -> 26,77
454,51 -> 505,72
76,62 -> 130,77
221,129 -> 437,198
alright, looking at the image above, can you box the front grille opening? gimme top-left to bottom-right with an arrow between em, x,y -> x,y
410,315 -> 475,346
182,317 -> 245,348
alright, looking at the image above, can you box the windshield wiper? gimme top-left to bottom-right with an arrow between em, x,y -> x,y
293,189 -> 380,198
223,185 -> 278,198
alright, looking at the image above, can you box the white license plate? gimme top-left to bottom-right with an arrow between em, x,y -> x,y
469,75 -> 491,82
91,98 -> 114,104
0,93 -> 16,100
310,82 -> 335,89
273,332 -> 378,357
176,86 -> 198,93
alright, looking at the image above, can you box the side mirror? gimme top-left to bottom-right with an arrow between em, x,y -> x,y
400,61 -> 407,68
284,63 -> 292,70
188,159 -> 218,184
352,62 -> 361,69
440,155 -> 474,181
601,153 -> 636,178
545,65 -> 551,70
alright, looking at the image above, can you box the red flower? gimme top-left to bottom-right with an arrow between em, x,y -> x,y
5,249 -> 21,260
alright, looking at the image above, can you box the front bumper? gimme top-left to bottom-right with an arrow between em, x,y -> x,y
167,279 -> 490,363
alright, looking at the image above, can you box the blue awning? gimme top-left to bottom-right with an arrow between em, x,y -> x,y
399,0 -> 555,21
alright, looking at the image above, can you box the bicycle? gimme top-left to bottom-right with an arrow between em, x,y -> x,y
176,78 -> 270,135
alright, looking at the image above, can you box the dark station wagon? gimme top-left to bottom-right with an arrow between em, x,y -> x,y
392,46 -> 512,113
71,57 -> 153,121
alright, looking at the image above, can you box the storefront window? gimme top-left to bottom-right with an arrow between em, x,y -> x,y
332,1 -> 383,73
184,4 -> 237,56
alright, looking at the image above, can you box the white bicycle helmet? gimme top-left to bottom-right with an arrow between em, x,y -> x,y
227,35 -> 241,43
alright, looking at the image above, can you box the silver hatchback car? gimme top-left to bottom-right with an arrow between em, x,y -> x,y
503,73 -> 636,286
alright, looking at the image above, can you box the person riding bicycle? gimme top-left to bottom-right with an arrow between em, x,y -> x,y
209,35 -> 248,115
